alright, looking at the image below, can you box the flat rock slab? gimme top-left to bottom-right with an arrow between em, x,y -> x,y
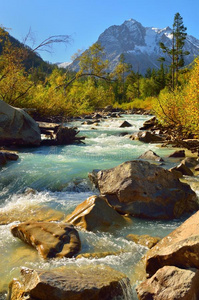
8,265 -> 132,300
11,222 -> 81,259
136,266 -> 199,300
145,210 -> 199,277
0,205 -> 65,225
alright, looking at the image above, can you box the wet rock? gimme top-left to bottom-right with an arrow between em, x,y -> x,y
181,157 -> 198,168
7,265 -> 132,300
168,150 -> 185,158
88,169 -> 101,189
136,266 -> 199,300
138,150 -> 164,162
0,205 -> 64,225
126,234 -> 161,249
65,195 -> 128,232
94,160 -> 198,219
129,131 -> 164,143
11,222 -> 81,259
0,152 -> 7,165
76,251 -> 123,259
145,210 -> 199,278
0,99 -> 41,146
56,126 -> 79,144
120,121 -> 132,128
0,150 -> 19,165
139,117 -> 157,130
103,105 -> 113,112
82,120 -> 94,125
170,162 -> 194,176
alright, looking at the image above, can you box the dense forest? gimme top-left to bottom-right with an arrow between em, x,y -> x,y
0,13 -> 198,138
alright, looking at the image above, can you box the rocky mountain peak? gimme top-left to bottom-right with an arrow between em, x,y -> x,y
69,18 -> 199,75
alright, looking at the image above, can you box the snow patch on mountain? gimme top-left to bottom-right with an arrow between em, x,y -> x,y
69,18 -> 199,75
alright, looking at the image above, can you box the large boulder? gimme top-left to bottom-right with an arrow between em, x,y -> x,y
7,266 -> 132,300
145,210 -> 199,277
11,222 -> 81,259
0,99 -> 41,146
91,160 -> 198,219
136,266 -> 199,300
65,195 -> 128,232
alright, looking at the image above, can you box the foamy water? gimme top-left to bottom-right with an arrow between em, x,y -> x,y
0,114 -> 198,299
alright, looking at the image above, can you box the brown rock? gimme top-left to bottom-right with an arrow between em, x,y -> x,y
7,266 -> 132,300
0,205 -> 64,225
65,195 -> 128,232
145,210 -> 199,277
0,152 -> 7,165
11,222 -> 81,259
129,131 -> 163,143
126,234 -> 161,249
138,150 -> 164,162
170,162 -> 194,176
139,116 -> 157,130
136,266 -> 199,300
0,99 -> 41,146
168,150 -> 185,158
120,120 -> 132,128
181,157 -> 198,168
95,160 -> 198,219
76,250 -> 123,259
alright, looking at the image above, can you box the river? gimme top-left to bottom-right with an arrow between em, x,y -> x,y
0,114 -> 198,299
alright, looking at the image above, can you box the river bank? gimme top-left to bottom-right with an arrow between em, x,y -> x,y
0,112 -> 199,299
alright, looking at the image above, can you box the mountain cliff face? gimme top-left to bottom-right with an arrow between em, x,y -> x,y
70,19 -> 199,75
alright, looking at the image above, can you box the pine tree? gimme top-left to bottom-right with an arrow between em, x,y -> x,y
159,13 -> 189,90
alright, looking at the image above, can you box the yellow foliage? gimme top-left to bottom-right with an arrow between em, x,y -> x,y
153,58 -> 199,137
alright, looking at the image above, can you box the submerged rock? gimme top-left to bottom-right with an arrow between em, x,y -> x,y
65,195 -> 128,232
145,210 -> 199,278
126,234 -> 161,249
0,205 -> 65,225
11,222 -> 81,259
92,160 -> 198,219
7,265 -> 132,300
136,266 -> 199,300
0,99 -> 41,146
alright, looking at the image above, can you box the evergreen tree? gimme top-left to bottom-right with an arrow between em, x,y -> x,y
159,12 -> 189,90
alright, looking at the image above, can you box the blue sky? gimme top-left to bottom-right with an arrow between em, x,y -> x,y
1,0 -> 199,64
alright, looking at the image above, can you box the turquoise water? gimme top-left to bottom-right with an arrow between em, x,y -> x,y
0,114 -> 198,299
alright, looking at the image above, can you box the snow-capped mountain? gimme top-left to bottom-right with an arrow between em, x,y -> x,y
70,19 -> 199,75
